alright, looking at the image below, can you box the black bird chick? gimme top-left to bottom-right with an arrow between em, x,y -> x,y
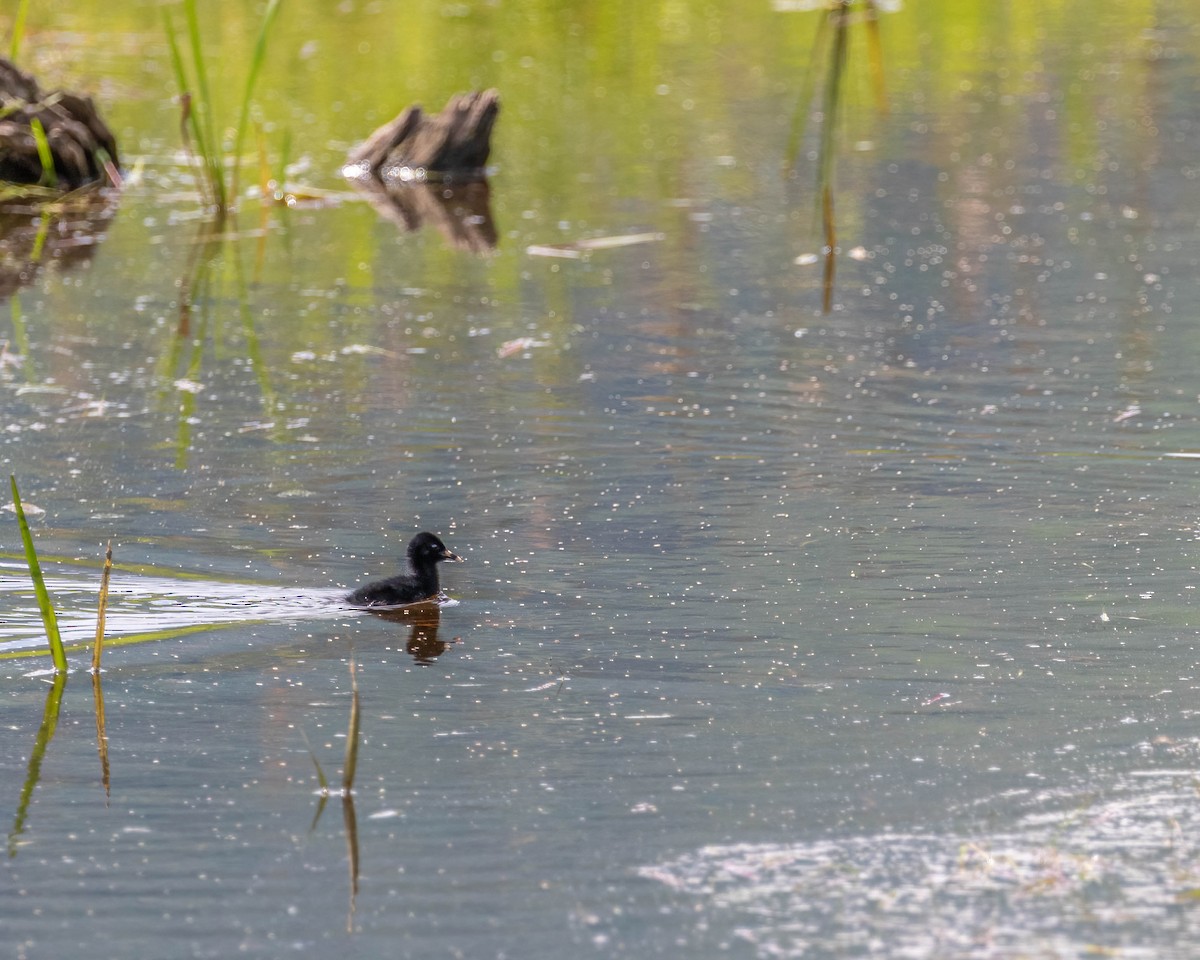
346,532 -> 462,608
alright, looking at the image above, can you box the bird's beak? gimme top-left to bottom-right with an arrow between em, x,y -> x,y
442,549 -> 463,562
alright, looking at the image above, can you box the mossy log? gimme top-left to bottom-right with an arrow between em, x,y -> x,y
0,58 -> 120,190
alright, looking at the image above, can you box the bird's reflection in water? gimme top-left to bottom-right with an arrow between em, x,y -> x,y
370,602 -> 460,664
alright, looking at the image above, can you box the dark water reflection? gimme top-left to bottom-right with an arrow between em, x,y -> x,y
3,1 -> 1200,957
0,191 -> 119,300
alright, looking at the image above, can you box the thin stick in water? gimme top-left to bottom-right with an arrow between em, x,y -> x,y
92,540 -> 113,673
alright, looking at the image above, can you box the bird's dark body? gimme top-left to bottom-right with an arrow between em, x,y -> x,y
346,532 -> 462,607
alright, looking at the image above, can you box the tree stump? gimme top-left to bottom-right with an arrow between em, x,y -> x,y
344,90 -> 499,253
344,89 -> 498,182
0,58 -> 120,190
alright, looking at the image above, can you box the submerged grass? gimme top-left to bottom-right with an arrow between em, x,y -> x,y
9,475 -> 66,672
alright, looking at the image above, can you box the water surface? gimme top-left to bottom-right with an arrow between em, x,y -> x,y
4,2 -> 1200,957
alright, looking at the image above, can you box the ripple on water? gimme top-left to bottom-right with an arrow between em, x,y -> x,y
0,567 -> 357,654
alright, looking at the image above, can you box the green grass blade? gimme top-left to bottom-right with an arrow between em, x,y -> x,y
163,7 -> 216,213
161,8 -> 193,116
183,0 -> 227,214
0,621 -> 247,663
29,118 -> 57,189
9,475 -> 66,672
164,2 -> 225,215
230,0 -> 282,204
8,0 -> 30,62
